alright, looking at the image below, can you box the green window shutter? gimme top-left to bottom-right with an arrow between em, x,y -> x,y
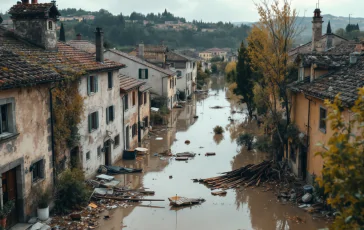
88,114 -> 91,133
139,69 -> 142,79
87,77 -> 91,95
145,69 -> 149,79
106,107 -> 109,124
112,106 -> 115,121
96,111 -> 99,129
95,76 -> 99,92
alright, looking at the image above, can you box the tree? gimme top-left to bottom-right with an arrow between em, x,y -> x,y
234,41 -> 255,118
247,0 -> 301,160
211,64 -> 218,74
316,89 -> 364,229
59,23 -> 66,42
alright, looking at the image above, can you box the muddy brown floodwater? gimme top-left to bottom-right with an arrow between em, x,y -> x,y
99,77 -> 329,230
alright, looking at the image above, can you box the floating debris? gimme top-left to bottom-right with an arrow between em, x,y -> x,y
176,152 -> 196,157
168,196 -> 206,207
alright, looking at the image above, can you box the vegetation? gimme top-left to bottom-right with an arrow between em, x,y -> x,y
247,0 -> 301,160
237,133 -> 254,150
178,91 -> 186,101
335,27 -> 364,40
53,81 -> 84,167
55,168 -> 91,214
234,41 -> 255,118
196,63 -> 210,89
316,90 -> 364,229
58,9 -> 250,49
150,112 -> 165,125
225,61 -> 237,82
213,126 -> 224,134
0,200 -> 15,218
33,186 -> 52,209
59,23 -> 66,42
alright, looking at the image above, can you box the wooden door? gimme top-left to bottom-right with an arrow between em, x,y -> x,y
2,168 -> 18,228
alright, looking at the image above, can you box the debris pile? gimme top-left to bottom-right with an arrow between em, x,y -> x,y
195,160 -> 276,190
168,196 -> 205,207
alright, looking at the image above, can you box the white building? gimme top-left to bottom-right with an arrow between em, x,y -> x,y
167,51 -> 197,98
105,49 -> 177,110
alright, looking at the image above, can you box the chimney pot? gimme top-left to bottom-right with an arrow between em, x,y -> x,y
22,0 -> 29,4
31,0 -> 38,3
95,27 -> 104,62
138,43 -> 144,59
76,33 -> 82,40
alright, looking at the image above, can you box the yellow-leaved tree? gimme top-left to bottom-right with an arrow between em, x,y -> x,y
225,61 -> 237,82
316,89 -> 364,229
247,0 -> 301,159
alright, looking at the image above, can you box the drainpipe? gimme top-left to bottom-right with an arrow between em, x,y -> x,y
137,87 -> 141,144
49,86 -> 57,187
305,94 -> 313,180
121,95 -> 126,150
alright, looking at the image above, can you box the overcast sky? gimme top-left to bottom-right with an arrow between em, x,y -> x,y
0,0 -> 362,22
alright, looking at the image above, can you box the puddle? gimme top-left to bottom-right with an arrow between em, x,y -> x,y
99,77 -> 329,230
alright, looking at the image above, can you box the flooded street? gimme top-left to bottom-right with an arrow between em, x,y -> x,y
99,77 -> 328,230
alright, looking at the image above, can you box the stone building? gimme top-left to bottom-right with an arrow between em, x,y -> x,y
105,49 -> 177,110
167,51 -> 197,97
119,76 -> 151,150
0,1 -> 123,226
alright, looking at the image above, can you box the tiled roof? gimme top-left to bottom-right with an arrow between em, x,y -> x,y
9,3 -> 60,18
297,53 -> 350,68
140,84 -> 152,92
0,27 -> 124,89
107,49 -> 176,76
119,75 -> 145,92
0,48 -> 62,89
289,55 -> 364,107
135,45 -> 167,53
166,51 -> 197,62
203,48 -> 226,53
67,40 -> 96,54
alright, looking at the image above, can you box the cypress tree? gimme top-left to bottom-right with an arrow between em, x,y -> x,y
234,40 -> 255,118
59,23 -> 66,42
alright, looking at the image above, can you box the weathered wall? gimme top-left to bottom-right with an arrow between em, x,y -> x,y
139,91 -> 150,140
0,85 -> 53,220
123,89 -> 139,150
173,61 -> 193,97
13,19 -> 57,50
78,70 -> 124,178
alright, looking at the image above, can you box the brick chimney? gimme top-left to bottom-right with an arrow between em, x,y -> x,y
312,8 -> 323,52
76,33 -> 82,40
22,0 -> 29,4
31,0 -> 38,3
138,43 -> 144,59
95,27 -> 104,62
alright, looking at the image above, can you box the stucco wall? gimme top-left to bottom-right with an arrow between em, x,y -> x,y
78,70 -> 124,178
0,85 -> 53,219
105,51 -> 177,109
140,91 -> 150,140
123,89 -> 139,150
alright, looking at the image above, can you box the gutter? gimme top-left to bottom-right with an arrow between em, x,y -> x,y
49,86 -> 57,187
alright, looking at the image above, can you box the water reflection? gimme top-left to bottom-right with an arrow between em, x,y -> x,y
100,77 -> 328,230
213,134 -> 224,145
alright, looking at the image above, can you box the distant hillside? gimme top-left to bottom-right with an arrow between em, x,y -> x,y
233,14 -> 364,45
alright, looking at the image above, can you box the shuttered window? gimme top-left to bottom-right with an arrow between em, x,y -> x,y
87,76 -> 98,95
132,91 -> 136,106
106,105 -> 115,124
32,159 -> 45,183
139,69 -> 149,79
88,111 -> 99,133
108,72 -> 113,89
124,94 -> 129,111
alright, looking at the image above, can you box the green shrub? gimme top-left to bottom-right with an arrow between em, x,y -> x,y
32,186 -> 52,209
178,91 -> 186,101
159,106 -> 170,115
0,200 -> 14,218
213,126 -> 224,134
237,133 -> 254,150
151,112 -> 165,125
55,168 -> 91,214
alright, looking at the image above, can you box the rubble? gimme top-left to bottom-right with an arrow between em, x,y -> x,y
168,196 -> 206,207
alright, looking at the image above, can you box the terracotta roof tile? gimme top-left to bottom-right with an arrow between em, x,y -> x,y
67,40 -> 96,54
119,75 -> 145,92
166,51 -> 197,62
0,26 -> 124,89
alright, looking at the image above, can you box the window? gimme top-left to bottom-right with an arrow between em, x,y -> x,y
106,105 -> 115,124
177,70 -> 182,77
32,159 -> 44,183
143,116 -> 149,128
88,111 -> 99,133
108,72 -> 113,89
132,91 -> 136,106
132,123 -> 137,137
144,92 -> 148,105
87,76 -> 98,95
139,69 -> 148,79
97,146 -> 101,158
48,21 -> 53,30
319,107 -> 327,133
114,134 -> 120,148
0,103 -> 10,134
86,151 -> 90,161
299,67 -> 304,81
124,94 -> 129,111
